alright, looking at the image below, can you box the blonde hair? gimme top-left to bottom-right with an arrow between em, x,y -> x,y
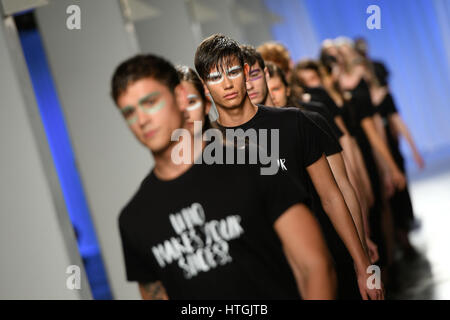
257,42 -> 291,75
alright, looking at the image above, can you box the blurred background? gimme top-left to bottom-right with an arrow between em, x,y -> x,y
0,0 -> 449,299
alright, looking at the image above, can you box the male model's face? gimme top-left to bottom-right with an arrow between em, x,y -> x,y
268,75 -> 289,107
297,69 -> 322,88
180,80 -> 210,136
117,77 -> 186,154
204,55 -> 249,110
246,61 -> 269,105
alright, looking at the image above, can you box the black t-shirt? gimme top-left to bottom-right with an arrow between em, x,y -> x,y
377,93 -> 398,119
220,106 -> 353,267
118,155 -> 309,299
372,61 -> 389,87
295,100 -> 343,154
299,101 -> 343,138
300,107 -> 342,156
304,86 -> 342,118
341,79 -> 375,146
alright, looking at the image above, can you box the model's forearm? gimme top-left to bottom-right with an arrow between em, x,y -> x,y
327,153 -> 367,251
362,117 -> 401,174
390,114 -> 421,157
139,281 -> 169,300
351,137 -> 375,207
301,261 -> 337,299
321,191 -> 370,271
308,156 -> 370,271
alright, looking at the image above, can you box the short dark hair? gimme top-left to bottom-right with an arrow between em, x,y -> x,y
194,34 -> 244,81
176,65 -> 206,102
266,61 -> 288,88
290,59 -> 321,88
110,54 -> 180,104
240,44 -> 265,70
294,59 -> 320,74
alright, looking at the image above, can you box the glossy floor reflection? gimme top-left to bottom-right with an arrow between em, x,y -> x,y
389,161 -> 450,300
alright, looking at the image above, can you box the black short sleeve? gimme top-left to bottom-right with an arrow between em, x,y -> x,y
384,94 -> 398,115
373,61 -> 389,87
119,215 -> 158,283
322,92 -> 342,118
259,170 -> 311,225
297,111 -> 326,167
300,101 -> 343,140
302,109 -> 343,156
351,80 -> 376,122
307,87 -> 342,118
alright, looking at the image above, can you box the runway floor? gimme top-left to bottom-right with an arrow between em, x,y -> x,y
389,160 -> 450,300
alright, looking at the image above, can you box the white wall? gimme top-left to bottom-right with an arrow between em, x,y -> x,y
132,0 -> 199,67
0,16 -> 90,300
35,0 -> 148,299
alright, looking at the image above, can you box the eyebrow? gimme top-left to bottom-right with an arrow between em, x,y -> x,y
187,94 -> 199,99
121,105 -> 135,112
250,69 -> 261,74
208,71 -> 222,77
227,65 -> 242,72
138,91 -> 160,105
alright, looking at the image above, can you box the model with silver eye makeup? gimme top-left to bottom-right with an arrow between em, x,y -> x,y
240,44 -> 274,106
176,66 -> 212,136
111,53 -> 336,301
195,34 -> 385,300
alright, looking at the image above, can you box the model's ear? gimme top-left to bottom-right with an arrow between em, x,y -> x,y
204,96 -> 212,115
286,85 -> 291,98
202,81 -> 211,97
264,66 -> 270,80
243,63 -> 250,82
174,83 -> 188,112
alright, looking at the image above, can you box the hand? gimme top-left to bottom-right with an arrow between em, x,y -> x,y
414,152 -> 425,170
392,168 -> 406,191
365,238 -> 379,264
356,267 -> 385,300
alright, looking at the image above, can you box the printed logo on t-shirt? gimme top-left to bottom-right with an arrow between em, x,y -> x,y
151,203 -> 244,279
277,158 -> 287,171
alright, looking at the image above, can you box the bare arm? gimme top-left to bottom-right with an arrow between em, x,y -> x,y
389,113 -> 425,169
372,113 -> 396,197
335,116 -> 374,207
138,281 -> 169,300
326,152 -> 367,253
307,155 -> 369,270
361,117 -> 406,190
274,203 -> 336,299
307,155 -> 383,299
349,136 -> 375,209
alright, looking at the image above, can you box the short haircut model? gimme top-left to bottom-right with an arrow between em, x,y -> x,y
240,44 -> 266,70
111,54 -> 180,105
194,34 -> 244,81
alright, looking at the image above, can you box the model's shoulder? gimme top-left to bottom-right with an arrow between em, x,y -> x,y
257,105 -> 303,122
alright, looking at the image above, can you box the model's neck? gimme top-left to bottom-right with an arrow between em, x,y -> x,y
263,90 -> 275,107
152,133 -> 205,180
216,94 -> 258,127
